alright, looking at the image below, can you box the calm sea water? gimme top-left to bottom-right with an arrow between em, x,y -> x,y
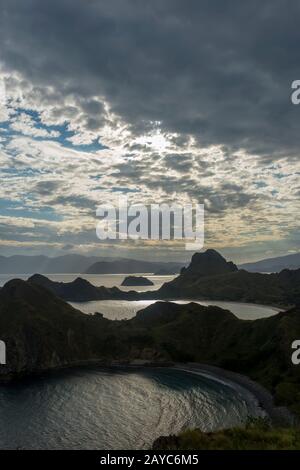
0,367 -> 264,450
0,273 -> 280,320
70,298 -> 279,320
0,273 -> 277,449
0,273 -> 175,291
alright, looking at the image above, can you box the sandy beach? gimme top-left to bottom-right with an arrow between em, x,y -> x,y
173,362 -> 297,427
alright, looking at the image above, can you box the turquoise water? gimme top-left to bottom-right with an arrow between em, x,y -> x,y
0,367 -> 264,450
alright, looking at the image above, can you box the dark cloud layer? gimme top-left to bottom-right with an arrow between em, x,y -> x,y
0,0 -> 299,261
1,0 -> 300,158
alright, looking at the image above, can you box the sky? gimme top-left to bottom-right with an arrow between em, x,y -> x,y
0,0 -> 299,263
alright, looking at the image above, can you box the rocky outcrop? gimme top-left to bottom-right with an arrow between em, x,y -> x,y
121,276 -> 154,286
0,279 -> 108,380
180,249 -> 238,277
155,250 -> 300,306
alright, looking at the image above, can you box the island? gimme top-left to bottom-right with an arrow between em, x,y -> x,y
1,276 -> 300,449
29,249 -> 300,307
121,276 -> 154,286
0,278 -> 300,421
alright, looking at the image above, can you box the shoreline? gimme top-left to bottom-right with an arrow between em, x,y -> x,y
172,362 -> 297,427
141,296 -> 288,311
1,273 -> 291,311
0,358 -> 297,428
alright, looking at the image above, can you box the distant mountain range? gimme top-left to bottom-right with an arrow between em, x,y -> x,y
28,249 -> 300,306
2,251 -> 299,275
239,252 -> 300,273
121,276 -> 154,286
0,254 -> 183,275
84,259 -> 182,274
0,254 -> 105,274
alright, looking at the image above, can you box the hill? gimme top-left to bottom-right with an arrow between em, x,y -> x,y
239,252 -> 300,273
156,250 -> 300,306
1,281 -> 300,421
179,249 -> 238,277
0,254 -> 102,274
153,421 -> 300,450
121,276 -> 154,286
0,280 -> 170,380
0,279 -> 112,379
0,254 -> 183,275
28,274 -> 138,301
27,250 -> 300,306
84,259 -> 183,274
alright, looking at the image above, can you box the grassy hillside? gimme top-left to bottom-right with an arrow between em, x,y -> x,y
157,263 -> 300,306
28,274 -> 138,301
134,302 -> 300,416
1,279 -> 300,419
153,420 -> 300,450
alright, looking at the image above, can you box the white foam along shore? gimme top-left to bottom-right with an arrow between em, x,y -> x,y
173,362 -> 297,427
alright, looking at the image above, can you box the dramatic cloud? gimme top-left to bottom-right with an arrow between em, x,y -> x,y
0,0 -> 299,261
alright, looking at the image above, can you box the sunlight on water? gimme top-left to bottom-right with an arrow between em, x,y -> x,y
0,273 -> 176,291
70,299 -> 280,321
0,368 -> 264,450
